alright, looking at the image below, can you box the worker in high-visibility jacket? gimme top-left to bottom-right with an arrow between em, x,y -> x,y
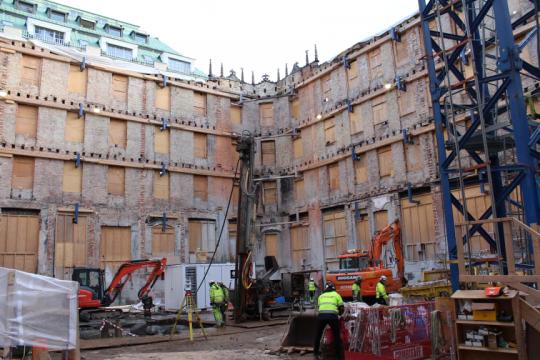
313,281 -> 344,360
376,275 -> 389,305
218,282 -> 229,324
308,277 -> 318,302
352,276 -> 362,302
209,281 -> 225,327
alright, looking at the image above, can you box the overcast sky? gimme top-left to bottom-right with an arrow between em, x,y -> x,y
60,0 -> 419,81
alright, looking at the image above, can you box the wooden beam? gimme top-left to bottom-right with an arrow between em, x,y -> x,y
460,274 -> 540,283
506,282 -> 540,305
520,298 -> 540,333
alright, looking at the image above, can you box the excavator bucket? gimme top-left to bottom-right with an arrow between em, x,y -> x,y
281,310 -> 318,348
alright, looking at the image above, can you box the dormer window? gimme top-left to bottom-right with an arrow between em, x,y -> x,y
48,9 -> 67,22
132,32 -> 148,44
77,17 -> 95,30
106,25 -> 122,37
168,58 -> 191,74
16,0 -> 35,13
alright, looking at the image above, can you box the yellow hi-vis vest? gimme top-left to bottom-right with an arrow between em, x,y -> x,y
308,280 -> 316,291
376,282 -> 388,300
317,291 -> 344,314
210,284 -> 225,303
352,283 -> 361,295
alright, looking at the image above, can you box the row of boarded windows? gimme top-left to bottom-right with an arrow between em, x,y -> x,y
10,156 -> 210,201
14,105 -> 209,157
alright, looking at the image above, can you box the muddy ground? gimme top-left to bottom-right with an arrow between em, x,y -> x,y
81,323 -> 304,360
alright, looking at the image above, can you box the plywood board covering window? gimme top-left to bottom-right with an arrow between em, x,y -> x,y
230,106 -> 242,124
193,92 -> 206,116
354,155 -> 368,184
193,175 -> 208,201
398,90 -> 415,116
291,99 -> 300,120
21,55 -> 41,86
295,178 -> 304,203
348,60 -> 358,83
155,85 -> 170,111
62,161 -> 82,193
322,75 -> 331,97
188,219 -> 216,256
394,36 -> 409,67
291,224 -> 309,265
260,103 -> 274,127
293,137 -> 303,159
100,226 -> 131,269
55,214 -> 87,269
263,181 -> 277,205
112,74 -> 128,102
12,157 -> 34,190
405,140 -> 423,172
349,106 -> 363,134
400,194 -> 435,261
265,233 -> 279,258
109,119 -> 127,148
374,211 -> 388,232
261,140 -> 276,166
328,163 -> 340,192
152,226 -> 175,256
324,118 -> 336,145
369,48 -> 382,79
68,64 -> 87,95
64,112 -> 84,143
0,214 -> 39,273
355,215 -> 370,251
372,96 -> 387,125
107,166 -> 125,196
16,105 -> 38,139
154,129 -> 170,154
377,146 -> 393,177
323,209 -> 347,260
193,133 -> 207,158
154,172 -> 169,199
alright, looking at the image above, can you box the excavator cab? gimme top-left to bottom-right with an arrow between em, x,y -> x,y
339,254 -> 370,270
73,267 -> 106,308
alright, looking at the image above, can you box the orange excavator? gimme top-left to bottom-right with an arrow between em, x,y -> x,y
326,220 -> 404,299
73,258 -> 167,319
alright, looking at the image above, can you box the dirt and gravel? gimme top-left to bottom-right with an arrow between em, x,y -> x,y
81,323 -> 304,360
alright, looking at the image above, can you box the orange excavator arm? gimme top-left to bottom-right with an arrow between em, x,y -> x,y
369,220 -> 404,281
102,258 -> 167,306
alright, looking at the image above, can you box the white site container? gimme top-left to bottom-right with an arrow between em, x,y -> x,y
164,263 -> 235,311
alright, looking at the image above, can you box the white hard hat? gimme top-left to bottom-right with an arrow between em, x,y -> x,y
380,275 -> 387,281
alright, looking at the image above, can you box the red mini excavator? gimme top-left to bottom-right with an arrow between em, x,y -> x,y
73,258 -> 166,319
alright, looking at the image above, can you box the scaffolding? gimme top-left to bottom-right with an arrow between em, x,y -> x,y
418,0 -> 540,290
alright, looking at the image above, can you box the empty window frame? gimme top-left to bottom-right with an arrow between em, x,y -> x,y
21,55 -> 41,86
154,172 -> 169,199
349,105 -> 363,134
230,105 -> 242,124
293,136 -> 303,159
68,64 -> 87,95
155,85 -> 170,111
377,146 -> 393,177
354,154 -> 368,184
372,96 -> 387,125
369,48 -> 383,79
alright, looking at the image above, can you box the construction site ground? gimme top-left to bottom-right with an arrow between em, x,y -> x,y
80,322 -> 301,360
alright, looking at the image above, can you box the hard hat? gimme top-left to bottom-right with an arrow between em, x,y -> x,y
310,277 -> 314,281
380,275 -> 387,282
324,281 -> 336,292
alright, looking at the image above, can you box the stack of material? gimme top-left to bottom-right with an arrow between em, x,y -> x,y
0,267 -> 78,351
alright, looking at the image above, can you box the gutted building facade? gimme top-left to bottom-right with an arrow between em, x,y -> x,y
0,0 -> 538,301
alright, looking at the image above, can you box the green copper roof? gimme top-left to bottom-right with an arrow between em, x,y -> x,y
0,0 -> 191,60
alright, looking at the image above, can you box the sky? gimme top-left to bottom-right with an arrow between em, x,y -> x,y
59,0 -> 419,81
